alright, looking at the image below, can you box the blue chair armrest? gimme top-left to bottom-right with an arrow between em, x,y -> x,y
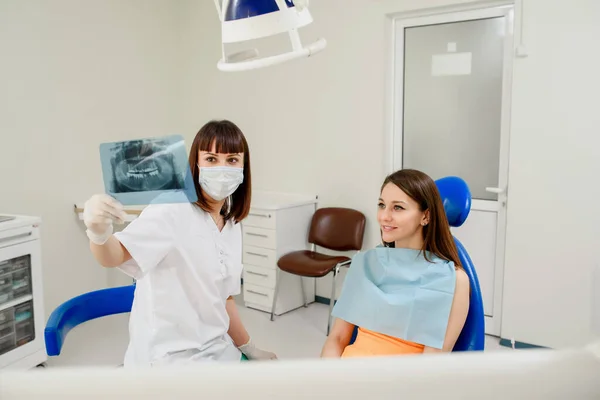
44,284 -> 135,356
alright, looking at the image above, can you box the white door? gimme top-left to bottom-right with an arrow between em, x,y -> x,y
391,6 -> 514,336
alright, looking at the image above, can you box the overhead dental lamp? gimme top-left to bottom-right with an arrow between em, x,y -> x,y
213,0 -> 326,71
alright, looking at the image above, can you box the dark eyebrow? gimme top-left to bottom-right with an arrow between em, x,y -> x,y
378,198 -> 407,204
204,152 -> 241,157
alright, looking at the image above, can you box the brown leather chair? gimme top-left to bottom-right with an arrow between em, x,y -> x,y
270,207 -> 366,335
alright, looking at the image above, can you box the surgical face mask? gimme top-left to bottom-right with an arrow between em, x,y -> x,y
198,166 -> 244,201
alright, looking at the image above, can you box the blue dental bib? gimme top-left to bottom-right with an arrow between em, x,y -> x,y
331,247 -> 456,349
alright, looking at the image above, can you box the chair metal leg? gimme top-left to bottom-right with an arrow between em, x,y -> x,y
299,276 -> 308,307
270,270 -> 282,321
327,266 -> 339,336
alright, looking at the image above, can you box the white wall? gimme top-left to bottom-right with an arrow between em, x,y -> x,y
0,0 -> 184,313
501,0 -> 600,348
182,0 -> 600,348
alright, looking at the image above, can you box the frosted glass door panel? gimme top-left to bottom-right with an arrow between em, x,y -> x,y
402,17 -> 505,200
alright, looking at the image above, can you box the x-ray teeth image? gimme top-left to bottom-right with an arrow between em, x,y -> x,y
110,139 -> 184,193
99,135 -> 197,206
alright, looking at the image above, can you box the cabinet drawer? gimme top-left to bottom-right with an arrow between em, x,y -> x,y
242,245 -> 277,269
243,265 -> 276,288
0,308 -> 14,324
0,333 -> 15,356
15,320 -> 33,341
0,321 -> 14,338
244,208 -> 276,230
242,226 -> 276,249
243,283 -> 274,308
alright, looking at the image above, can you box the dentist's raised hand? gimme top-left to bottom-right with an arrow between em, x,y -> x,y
83,194 -> 127,245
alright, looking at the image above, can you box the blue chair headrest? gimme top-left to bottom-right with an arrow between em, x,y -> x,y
435,176 -> 471,228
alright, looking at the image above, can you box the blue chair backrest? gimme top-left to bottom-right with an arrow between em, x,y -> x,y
436,176 -> 485,351
348,176 -> 485,351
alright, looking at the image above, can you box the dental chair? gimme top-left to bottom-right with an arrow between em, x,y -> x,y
348,176 -> 486,351
44,284 -> 135,356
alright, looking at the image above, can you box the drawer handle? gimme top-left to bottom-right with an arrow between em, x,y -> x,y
246,251 -> 268,258
0,232 -> 32,244
247,289 -> 269,297
246,232 -> 269,238
250,212 -> 272,218
246,271 -> 269,278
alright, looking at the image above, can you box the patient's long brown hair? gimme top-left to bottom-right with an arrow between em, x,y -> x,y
381,169 -> 462,269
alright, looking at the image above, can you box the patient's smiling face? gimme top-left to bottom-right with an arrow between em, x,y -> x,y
377,182 -> 429,249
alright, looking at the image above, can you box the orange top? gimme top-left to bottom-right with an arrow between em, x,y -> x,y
341,327 -> 425,358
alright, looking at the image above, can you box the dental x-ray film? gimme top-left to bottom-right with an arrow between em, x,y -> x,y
99,135 -> 197,205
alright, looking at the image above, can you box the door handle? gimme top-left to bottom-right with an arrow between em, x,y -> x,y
485,187 -> 506,194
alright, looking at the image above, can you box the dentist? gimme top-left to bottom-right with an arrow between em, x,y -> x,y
82,120 -> 277,367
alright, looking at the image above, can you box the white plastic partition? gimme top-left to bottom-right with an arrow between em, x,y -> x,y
1,343 -> 599,399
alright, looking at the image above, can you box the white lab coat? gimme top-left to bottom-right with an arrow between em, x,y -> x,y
114,202 -> 243,367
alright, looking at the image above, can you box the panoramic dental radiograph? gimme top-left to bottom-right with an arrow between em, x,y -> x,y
111,139 -> 184,193
99,135 -> 197,206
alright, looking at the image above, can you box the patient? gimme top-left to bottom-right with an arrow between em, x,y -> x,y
321,169 -> 470,358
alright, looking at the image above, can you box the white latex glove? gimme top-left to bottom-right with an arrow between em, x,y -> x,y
83,194 -> 127,245
238,338 -> 277,360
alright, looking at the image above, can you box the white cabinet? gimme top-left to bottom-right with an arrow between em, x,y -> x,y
242,191 -> 317,316
0,215 -> 46,370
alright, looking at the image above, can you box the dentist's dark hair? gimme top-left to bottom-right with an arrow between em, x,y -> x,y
189,120 -> 252,223
381,169 -> 462,269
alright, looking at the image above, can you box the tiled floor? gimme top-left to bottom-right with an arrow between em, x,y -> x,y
46,293 -> 509,368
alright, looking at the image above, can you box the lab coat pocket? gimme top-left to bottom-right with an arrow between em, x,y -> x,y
224,259 -> 243,297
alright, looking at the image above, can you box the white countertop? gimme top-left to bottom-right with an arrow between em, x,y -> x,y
0,214 -> 42,231
250,190 -> 318,210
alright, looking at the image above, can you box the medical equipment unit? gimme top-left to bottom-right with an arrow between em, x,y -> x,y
213,0 -> 326,71
0,215 -> 46,369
